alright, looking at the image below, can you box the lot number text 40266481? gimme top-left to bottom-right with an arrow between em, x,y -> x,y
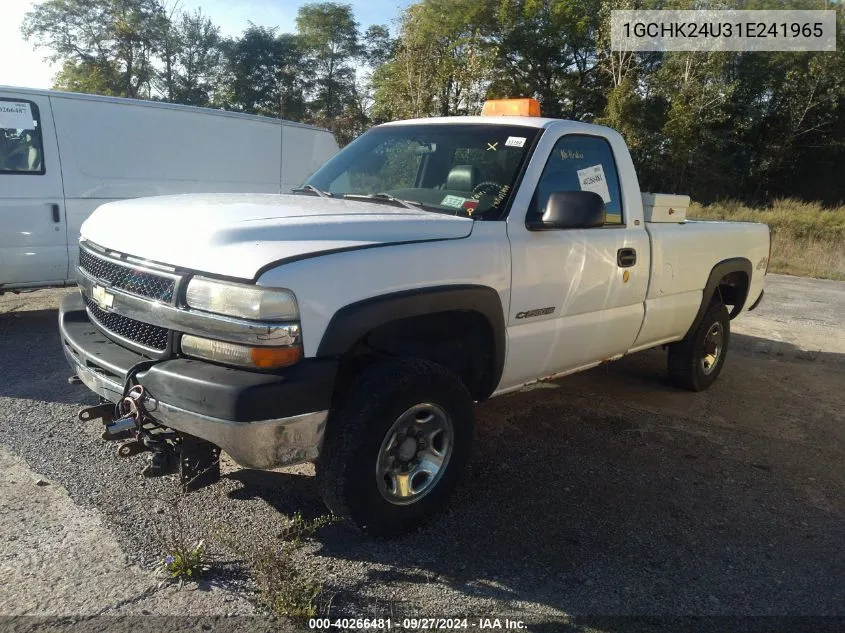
307,617 -> 527,629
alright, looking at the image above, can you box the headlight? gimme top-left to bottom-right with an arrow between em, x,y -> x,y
181,334 -> 302,369
186,277 -> 298,321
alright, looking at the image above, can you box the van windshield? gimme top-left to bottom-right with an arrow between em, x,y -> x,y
304,124 -> 540,220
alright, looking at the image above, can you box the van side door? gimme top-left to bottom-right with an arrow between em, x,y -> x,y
500,129 -> 650,389
0,93 -> 67,288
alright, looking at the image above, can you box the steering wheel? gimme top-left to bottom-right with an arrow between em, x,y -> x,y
471,181 -> 501,196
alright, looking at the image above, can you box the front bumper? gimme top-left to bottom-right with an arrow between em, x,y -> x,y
60,292 -> 337,469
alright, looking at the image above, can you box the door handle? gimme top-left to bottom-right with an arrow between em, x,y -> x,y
617,247 -> 637,268
50,203 -> 60,223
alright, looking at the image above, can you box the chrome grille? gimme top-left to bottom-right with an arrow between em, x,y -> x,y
84,295 -> 169,352
79,248 -> 175,302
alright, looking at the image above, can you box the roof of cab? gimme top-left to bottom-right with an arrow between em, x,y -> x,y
379,115 -> 558,129
378,115 -> 621,138
0,85 -> 330,132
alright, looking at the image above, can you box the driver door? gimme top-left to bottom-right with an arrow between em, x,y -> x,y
500,132 -> 649,389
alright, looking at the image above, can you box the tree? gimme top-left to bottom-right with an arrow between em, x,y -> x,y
53,59 -> 123,95
371,0 -> 495,121
217,25 -> 307,120
488,0 -> 604,119
22,0 -> 169,98
165,8 -> 222,106
296,3 -> 361,120
361,24 -> 395,68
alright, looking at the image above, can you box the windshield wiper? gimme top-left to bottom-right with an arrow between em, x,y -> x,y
342,193 -> 421,210
291,184 -> 333,198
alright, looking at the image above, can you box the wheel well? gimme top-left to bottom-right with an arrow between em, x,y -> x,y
682,258 -> 752,340
716,270 -> 750,318
334,311 -> 497,402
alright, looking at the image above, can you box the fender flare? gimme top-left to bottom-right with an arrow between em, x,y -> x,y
316,285 -> 507,394
684,257 -> 752,338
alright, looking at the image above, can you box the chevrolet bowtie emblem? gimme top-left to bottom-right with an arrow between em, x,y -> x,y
92,284 -> 114,310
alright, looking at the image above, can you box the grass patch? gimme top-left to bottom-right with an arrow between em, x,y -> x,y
689,199 -> 845,281
149,493 -> 213,584
155,539 -> 210,582
148,488 -> 336,618
218,511 -> 337,619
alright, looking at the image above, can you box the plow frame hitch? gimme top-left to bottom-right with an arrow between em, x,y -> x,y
78,402 -> 117,424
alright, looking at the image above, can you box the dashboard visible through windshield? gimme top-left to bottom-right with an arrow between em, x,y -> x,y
303,124 -> 541,220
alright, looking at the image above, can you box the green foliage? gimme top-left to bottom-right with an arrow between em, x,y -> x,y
218,512 -> 337,619
147,492 -> 214,585
19,0 -> 845,199
690,199 -> 845,242
371,0 -> 495,121
53,60 -> 123,96
216,25 -> 307,119
155,539 -> 210,582
158,8 -> 221,106
490,0 -> 604,119
296,3 -> 360,119
22,0 -> 168,98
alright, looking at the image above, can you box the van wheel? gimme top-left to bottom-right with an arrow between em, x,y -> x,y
316,358 -> 474,537
668,301 -> 730,392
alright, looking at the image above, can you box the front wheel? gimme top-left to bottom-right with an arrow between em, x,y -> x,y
668,301 -> 731,392
316,358 -> 474,537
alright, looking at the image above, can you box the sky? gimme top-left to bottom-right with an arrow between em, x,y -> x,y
1,0 -> 411,90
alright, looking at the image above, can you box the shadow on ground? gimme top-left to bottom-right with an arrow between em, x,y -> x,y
228,341 -> 845,618
0,308 -> 91,405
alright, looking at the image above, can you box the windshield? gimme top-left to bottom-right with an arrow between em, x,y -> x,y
305,124 -> 540,219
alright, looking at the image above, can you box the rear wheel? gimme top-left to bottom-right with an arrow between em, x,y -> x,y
668,301 -> 730,392
317,357 -> 474,537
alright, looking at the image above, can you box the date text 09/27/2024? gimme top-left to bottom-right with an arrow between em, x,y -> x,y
307,618 -> 527,630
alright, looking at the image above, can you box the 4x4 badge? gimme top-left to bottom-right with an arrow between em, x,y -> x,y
92,284 -> 114,310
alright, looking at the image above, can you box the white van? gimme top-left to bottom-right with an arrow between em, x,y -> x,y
0,86 -> 339,291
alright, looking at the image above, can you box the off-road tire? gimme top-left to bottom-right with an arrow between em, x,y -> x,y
668,300 -> 731,392
316,357 -> 474,537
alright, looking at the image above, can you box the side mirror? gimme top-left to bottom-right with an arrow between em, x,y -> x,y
527,190 -> 606,230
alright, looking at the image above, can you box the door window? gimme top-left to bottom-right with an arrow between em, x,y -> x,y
532,135 -> 623,225
0,99 -> 45,174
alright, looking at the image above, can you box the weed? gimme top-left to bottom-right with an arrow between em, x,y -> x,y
154,538 -> 210,582
146,489 -> 214,585
216,511 -> 338,619
144,476 -> 336,617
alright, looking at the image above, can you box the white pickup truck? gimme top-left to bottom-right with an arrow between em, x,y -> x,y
60,99 -> 770,536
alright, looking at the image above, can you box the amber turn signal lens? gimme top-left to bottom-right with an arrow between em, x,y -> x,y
181,334 -> 302,369
250,345 -> 302,368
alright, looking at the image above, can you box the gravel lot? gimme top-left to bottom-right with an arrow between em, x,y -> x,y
1,274 -> 843,630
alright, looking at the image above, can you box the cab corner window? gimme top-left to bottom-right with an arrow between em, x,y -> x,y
0,99 -> 45,175
533,135 -> 623,225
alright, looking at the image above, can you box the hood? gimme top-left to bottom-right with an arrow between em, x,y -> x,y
80,193 -> 473,280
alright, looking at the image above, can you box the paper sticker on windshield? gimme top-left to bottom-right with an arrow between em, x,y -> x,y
0,102 -> 35,130
441,195 -> 466,208
505,136 -> 526,148
577,164 -> 611,204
